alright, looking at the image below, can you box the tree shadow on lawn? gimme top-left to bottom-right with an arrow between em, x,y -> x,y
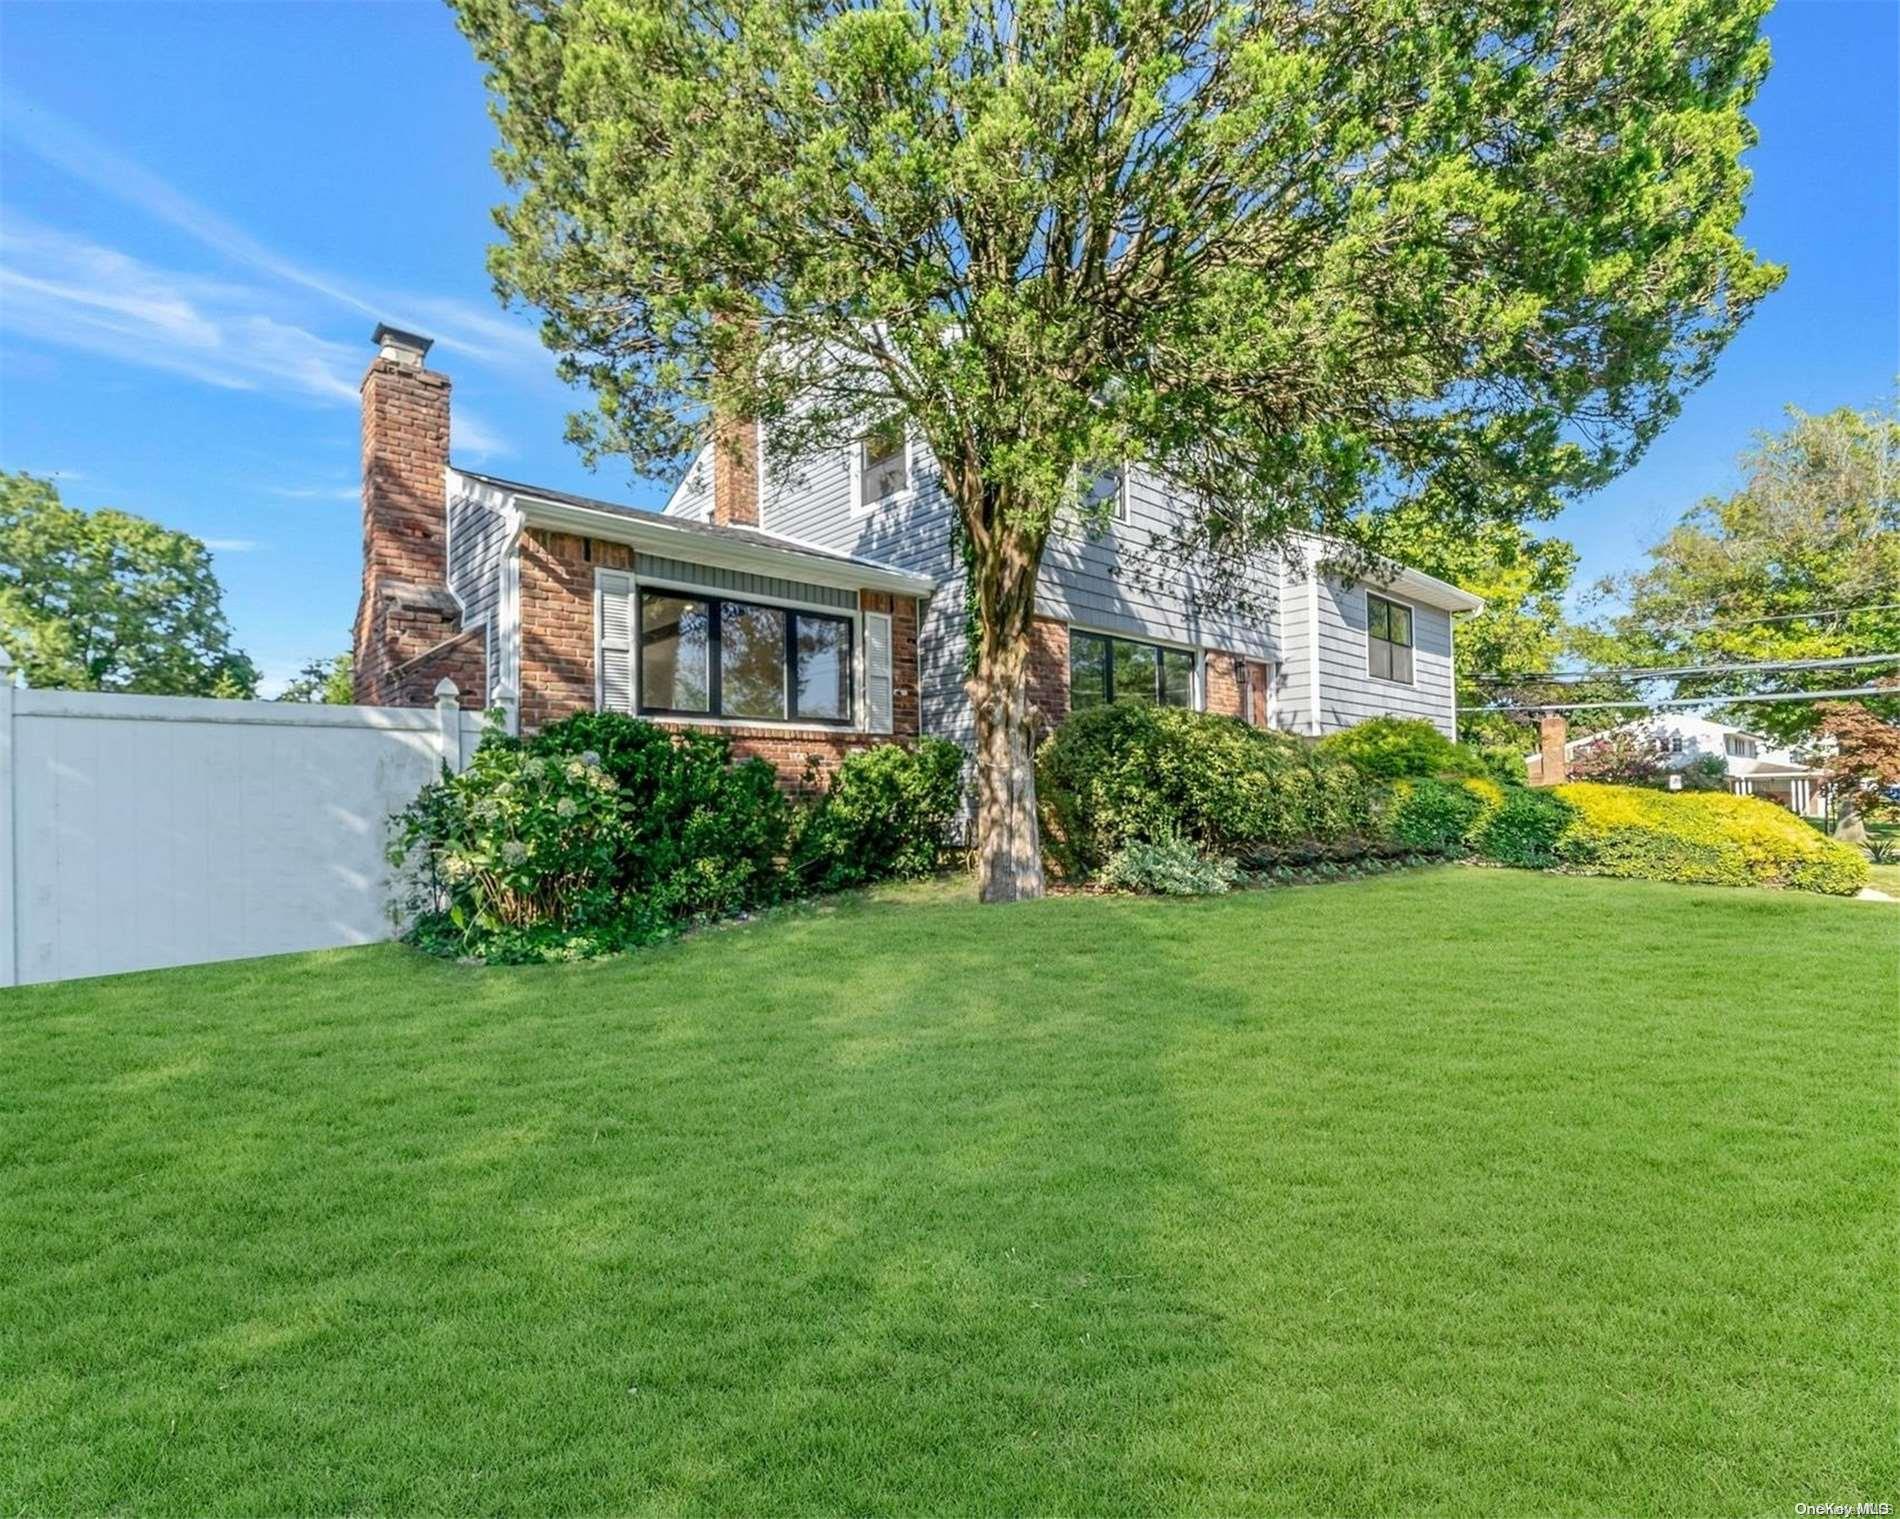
3,872 -> 1892,1515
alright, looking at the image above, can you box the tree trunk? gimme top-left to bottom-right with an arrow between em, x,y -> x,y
968,633 -> 1046,902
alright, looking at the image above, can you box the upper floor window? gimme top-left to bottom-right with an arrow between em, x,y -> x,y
1366,593 -> 1414,684
1069,630 -> 1195,711
1081,463 -> 1127,522
639,588 -> 853,725
1725,733 -> 1757,759
854,421 -> 911,513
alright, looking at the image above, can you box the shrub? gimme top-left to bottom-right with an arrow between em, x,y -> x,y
532,712 -> 790,920
1552,783 -> 1869,896
388,740 -> 652,963
1474,784 -> 1572,868
789,739 -> 967,892
1036,704 -> 1388,878
1388,777 -> 1493,855
1317,716 -> 1491,780
1098,832 -> 1238,896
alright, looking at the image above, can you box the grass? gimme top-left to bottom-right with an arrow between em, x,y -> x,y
3,869 -> 1894,1515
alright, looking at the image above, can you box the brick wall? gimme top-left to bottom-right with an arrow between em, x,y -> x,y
353,353 -> 466,705
1026,616 -> 1070,731
385,626 -> 488,709
514,530 -> 923,793
518,529 -> 632,732
1204,649 -> 1243,718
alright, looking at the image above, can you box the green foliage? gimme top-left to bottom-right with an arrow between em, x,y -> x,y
455,0 -> 1782,888
277,652 -> 355,705
387,740 -> 641,964
790,739 -> 967,893
1317,717 -> 1491,780
1474,785 -> 1573,869
1553,783 -> 1869,896
1037,704 -> 1387,879
532,712 -> 790,922
1680,753 -> 1731,792
1370,510 -> 1581,747
0,470 -> 258,696
1098,833 -> 1237,897
1581,404 -> 1900,743
1388,778 -> 1494,855
390,714 -> 967,962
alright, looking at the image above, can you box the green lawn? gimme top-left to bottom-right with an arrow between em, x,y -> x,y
4,870 -> 1894,1515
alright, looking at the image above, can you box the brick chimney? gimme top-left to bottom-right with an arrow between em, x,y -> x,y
353,324 -> 462,705
1536,713 -> 1569,786
709,314 -> 760,527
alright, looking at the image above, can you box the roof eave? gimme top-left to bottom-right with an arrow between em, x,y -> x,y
509,491 -> 936,597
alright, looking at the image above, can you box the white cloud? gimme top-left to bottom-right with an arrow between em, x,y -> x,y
452,409 -> 511,460
3,93 -> 551,373
0,224 -> 360,405
268,485 -> 359,503
202,538 -> 260,552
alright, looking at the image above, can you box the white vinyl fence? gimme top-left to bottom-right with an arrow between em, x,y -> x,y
0,658 -> 495,986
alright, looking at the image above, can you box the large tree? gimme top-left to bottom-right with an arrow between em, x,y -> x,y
0,470 -> 259,697
1372,509 -> 1578,748
457,0 -> 1780,900
1587,404 -> 1900,744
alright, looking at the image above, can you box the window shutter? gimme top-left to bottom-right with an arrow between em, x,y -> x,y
597,571 -> 635,713
864,610 -> 893,733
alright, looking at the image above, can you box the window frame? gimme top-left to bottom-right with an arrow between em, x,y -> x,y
1068,627 -> 1200,711
635,585 -> 856,727
851,421 -> 915,516
1365,591 -> 1416,686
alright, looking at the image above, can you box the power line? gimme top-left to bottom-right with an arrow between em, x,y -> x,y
1611,600 -> 1900,634
1478,652 -> 1900,685
1483,685 -> 1892,715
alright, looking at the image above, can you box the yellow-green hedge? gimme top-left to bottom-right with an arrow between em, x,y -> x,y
1551,784 -> 1868,896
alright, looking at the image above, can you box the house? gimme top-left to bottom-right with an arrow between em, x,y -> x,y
352,324 -> 1483,787
1528,712 -> 1830,816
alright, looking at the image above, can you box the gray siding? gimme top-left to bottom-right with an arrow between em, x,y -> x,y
447,474 -> 513,686
758,438 -> 1288,739
661,448 -> 713,521
1038,465 -> 1279,660
1306,576 -> 1456,736
634,553 -> 858,611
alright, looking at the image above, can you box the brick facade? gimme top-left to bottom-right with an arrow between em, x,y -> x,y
1025,616 -> 1071,732
1204,650 -> 1243,718
353,346 -> 461,706
517,529 -> 633,732
511,527 -> 921,792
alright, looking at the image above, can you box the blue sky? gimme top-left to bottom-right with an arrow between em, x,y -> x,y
1,1 -> 1894,693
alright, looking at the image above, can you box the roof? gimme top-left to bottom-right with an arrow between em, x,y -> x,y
451,466 -> 937,597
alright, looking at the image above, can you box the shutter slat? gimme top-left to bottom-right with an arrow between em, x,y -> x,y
597,571 -> 635,713
865,611 -> 893,734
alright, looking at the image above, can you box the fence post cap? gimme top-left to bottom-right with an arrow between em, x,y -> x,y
0,646 -> 13,673
492,680 -> 517,703
433,678 -> 460,701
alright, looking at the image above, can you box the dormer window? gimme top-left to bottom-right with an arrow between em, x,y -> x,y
854,421 -> 911,513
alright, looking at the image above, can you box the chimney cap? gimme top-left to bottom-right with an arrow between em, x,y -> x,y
372,323 -> 434,365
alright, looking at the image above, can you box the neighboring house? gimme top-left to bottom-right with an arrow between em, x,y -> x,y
353,324 -> 1483,787
1528,713 -> 1830,816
